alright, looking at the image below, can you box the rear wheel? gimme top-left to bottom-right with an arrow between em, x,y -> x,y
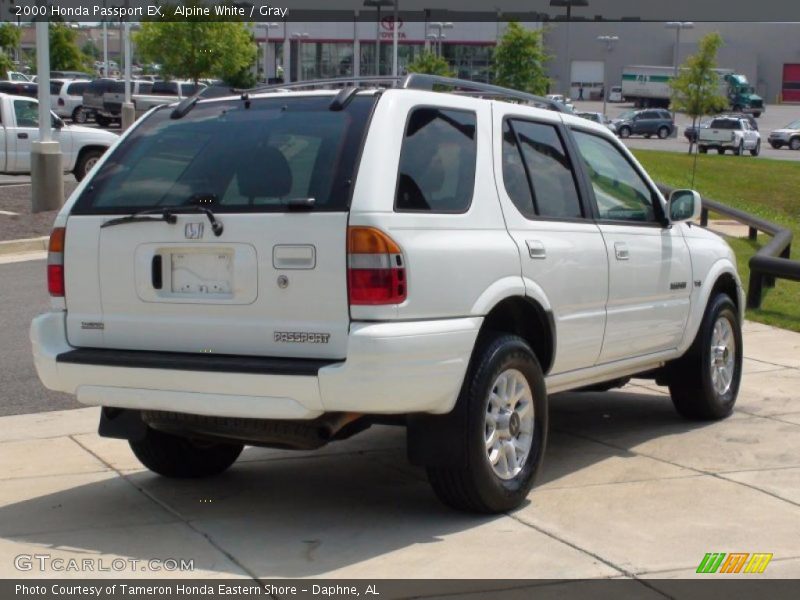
668,294 -> 742,420
717,147 -> 725,155
734,141 -> 743,156
750,141 -> 761,157
95,114 -> 111,127
657,126 -> 670,139
130,426 -> 243,478
753,112 -> 762,118
426,334 -> 548,513
769,142 -> 782,150
72,106 -> 88,124
698,145 -> 708,154
618,126 -> 631,139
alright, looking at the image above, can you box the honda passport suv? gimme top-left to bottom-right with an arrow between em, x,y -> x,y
31,75 -> 744,513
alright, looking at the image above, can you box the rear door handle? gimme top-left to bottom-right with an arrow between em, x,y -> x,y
614,242 -> 629,261
526,239 -> 546,260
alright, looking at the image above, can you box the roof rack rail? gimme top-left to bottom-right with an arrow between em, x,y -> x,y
238,74 -> 566,113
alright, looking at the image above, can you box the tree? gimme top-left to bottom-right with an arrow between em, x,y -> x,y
81,40 -> 100,61
406,51 -> 454,77
0,22 -> 21,77
49,23 -> 85,71
670,32 -> 728,154
135,2 -> 256,85
493,22 -> 549,95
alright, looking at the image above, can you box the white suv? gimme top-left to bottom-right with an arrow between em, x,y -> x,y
31,76 -> 744,513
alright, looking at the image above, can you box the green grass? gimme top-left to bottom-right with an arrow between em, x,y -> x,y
632,150 -> 800,333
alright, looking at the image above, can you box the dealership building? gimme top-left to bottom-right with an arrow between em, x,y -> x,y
249,20 -> 799,103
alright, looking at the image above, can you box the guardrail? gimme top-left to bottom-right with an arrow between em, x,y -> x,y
658,184 -> 797,309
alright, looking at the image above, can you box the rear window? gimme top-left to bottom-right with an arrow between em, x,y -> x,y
181,83 -> 204,96
152,81 -> 178,95
50,81 -> 64,94
67,82 -> 88,96
710,119 -> 740,129
138,82 -> 153,94
395,107 -> 477,213
72,95 -> 376,214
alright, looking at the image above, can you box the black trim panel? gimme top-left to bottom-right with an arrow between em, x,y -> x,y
57,348 -> 340,376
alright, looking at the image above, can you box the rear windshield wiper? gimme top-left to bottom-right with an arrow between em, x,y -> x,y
101,208 -> 178,229
100,203 -> 224,237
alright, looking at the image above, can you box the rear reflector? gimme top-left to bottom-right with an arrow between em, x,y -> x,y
47,227 -> 66,297
347,226 -> 406,305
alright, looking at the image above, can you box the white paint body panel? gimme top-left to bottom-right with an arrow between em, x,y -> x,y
33,89 -> 743,419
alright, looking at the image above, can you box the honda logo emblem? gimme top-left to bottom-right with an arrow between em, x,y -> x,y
185,222 -> 204,239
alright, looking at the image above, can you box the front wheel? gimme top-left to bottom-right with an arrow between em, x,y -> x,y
130,426 -> 243,478
734,141 -> 743,156
427,334 -> 548,513
790,138 -> 800,151
698,145 -> 708,154
74,148 -> 104,182
753,112 -> 762,118
668,294 -> 742,420
769,142 -> 782,150
72,106 -> 88,124
618,126 -> 631,139
95,114 -> 111,127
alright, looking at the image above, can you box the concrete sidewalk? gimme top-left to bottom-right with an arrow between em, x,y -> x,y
1,321 -> 799,584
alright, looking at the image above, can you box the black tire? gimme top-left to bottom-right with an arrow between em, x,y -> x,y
717,147 -> 725,155
699,145 -> 708,154
618,126 -> 631,139
769,142 -> 782,150
750,141 -> 761,157
644,134 -> 652,139
95,114 -> 111,127
426,334 -> 548,513
74,148 -> 104,182
72,106 -> 87,124
130,426 -> 243,478
790,138 -> 800,151
734,141 -> 743,156
657,126 -> 670,139
668,294 -> 742,421
753,112 -> 761,118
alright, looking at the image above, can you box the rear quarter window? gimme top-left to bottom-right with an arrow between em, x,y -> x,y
67,82 -> 88,96
395,107 -> 477,213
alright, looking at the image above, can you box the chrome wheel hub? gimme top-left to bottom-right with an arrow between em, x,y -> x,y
710,316 -> 736,396
485,368 -> 535,480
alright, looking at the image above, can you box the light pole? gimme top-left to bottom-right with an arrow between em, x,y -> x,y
291,33 -> 309,81
364,0 -> 394,76
427,22 -> 453,57
263,22 -> 279,82
550,0 -> 589,96
121,16 -> 134,131
665,22 -> 693,115
596,35 -> 618,118
32,18 -> 64,213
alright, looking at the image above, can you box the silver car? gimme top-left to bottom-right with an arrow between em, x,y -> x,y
768,119 -> 800,150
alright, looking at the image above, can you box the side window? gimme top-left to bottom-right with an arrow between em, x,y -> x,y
395,107 -> 476,213
14,99 -> 39,127
501,121 -> 534,216
572,130 -> 657,223
508,119 -> 583,219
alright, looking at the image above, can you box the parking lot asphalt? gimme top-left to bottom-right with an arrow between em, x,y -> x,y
574,101 -> 800,162
1,249 -> 799,580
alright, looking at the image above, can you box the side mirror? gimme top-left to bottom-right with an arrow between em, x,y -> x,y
53,116 -> 64,129
668,189 -> 702,223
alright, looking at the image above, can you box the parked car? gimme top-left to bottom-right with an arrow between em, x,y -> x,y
767,119 -> 800,151
132,80 -> 206,113
608,85 -> 623,102
3,70 -> 32,82
685,113 -> 758,144
698,117 -> 761,155
50,71 -> 93,80
83,79 -> 154,127
0,80 -> 37,98
0,93 -> 117,180
50,79 -> 92,124
545,94 -> 574,112
576,111 -> 610,126
31,77 -> 744,514
610,109 -> 675,139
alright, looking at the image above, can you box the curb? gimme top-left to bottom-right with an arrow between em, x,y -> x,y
0,236 -> 48,256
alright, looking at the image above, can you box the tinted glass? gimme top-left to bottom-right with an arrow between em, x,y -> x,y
14,99 -> 39,127
508,120 -> 582,219
710,119 -> 740,129
152,81 -> 178,95
72,96 -> 376,214
50,81 -> 64,94
395,108 -> 476,213
181,83 -> 204,96
573,130 -> 656,223
138,82 -> 153,94
502,122 -> 534,216
67,82 -> 88,96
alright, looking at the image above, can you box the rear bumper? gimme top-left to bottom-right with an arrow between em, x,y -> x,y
31,312 -> 480,420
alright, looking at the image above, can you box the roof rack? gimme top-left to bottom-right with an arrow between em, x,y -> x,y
240,74 -> 566,113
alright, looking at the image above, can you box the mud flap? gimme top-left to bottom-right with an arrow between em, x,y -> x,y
98,407 -> 148,442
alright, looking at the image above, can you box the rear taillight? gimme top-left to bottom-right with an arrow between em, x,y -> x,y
47,227 -> 66,297
57,98 -> 65,106
347,226 -> 406,305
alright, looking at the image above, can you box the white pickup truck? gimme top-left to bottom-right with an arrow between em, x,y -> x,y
698,117 -> 761,156
0,93 -> 118,180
